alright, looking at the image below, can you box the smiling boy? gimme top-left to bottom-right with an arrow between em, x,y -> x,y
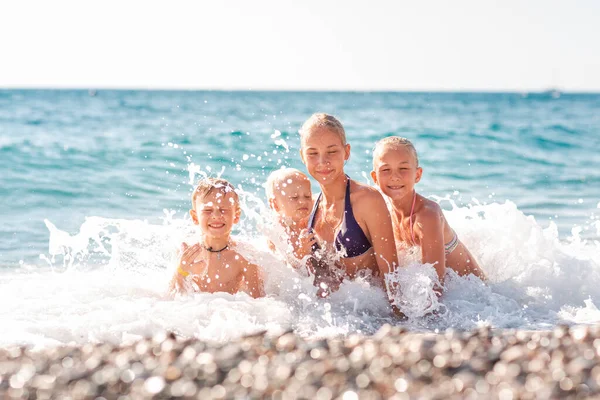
169,178 -> 264,298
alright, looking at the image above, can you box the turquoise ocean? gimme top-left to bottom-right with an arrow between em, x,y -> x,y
1,90 -> 599,348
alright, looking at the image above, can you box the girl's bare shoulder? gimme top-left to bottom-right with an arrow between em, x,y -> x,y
350,179 -> 385,203
416,195 -> 444,220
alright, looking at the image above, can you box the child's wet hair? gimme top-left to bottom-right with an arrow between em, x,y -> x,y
192,178 -> 239,209
265,168 -> 309,200
373,136 -> 419,168
299,113 -> 347,145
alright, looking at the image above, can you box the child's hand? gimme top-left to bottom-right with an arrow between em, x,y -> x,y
314,273 -> 341,298
307,256 -> 341,298
294,229 -> 319,259
179,243 -> 206,275
391,305 -> 407,320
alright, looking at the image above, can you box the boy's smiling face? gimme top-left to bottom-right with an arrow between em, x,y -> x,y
190,190 -> 240,238
371,145 -> 422,201
271,174 -> 313,223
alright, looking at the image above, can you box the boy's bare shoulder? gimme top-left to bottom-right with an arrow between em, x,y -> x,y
416,197 -> 444,222
229,242 -> 262,268
227,247 -> 250,264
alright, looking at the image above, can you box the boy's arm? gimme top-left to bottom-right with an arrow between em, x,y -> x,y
240,260 -> 265,298
169,254 -> 190,294
168,245 -> 185,293
358,191 -> 403,314
415,208 -> 446,291
169,269 -> 182,293
169,242 -> 202,294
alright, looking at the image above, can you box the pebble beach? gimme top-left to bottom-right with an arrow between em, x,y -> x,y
2,325 -> 600,399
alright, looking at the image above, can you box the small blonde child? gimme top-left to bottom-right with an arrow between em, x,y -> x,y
265,168 -> 339,297
169,178 -> 264,298
265,168 -> 317,264
371,137 -> 486,290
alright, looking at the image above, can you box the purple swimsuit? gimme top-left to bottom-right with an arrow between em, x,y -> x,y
308,177 -> 372,258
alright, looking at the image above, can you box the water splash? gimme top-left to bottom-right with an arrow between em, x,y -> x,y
385,262 -> 442,319
2,197 -> 600,348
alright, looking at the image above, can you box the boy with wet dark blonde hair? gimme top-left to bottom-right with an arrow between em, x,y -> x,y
169,177 -> 264,298
371,136 -> 485,290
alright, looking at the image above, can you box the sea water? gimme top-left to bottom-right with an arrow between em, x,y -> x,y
1,90 -> 599,348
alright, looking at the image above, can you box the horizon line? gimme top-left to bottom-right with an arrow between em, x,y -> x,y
1,86 -> 599,95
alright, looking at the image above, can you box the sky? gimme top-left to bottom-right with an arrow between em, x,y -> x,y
1,0 -> 599,91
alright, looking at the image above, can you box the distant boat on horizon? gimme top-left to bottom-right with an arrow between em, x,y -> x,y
542,88 -> 562,99
520,88 -> 562,99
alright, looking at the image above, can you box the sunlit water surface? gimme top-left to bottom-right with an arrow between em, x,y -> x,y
1,90 -> 599,348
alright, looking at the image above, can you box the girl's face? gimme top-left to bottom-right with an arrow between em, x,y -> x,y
300,127 -> 350,185
371,145 -> 422,201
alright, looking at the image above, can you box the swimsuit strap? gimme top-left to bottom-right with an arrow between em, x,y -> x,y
409,190 -> 417,244
307,192 -> 322,230
335,175 -> 372,257
344,175 -> 352,210
307,175 -> 349,230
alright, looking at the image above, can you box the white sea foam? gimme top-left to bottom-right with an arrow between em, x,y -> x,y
1,197 -> 599,349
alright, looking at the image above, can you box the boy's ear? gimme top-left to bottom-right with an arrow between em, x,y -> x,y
189,209 -> 199,225
233,207 -> 241,224
268,197 -> 279,211
299,148 -> 306,164
415,167 -> 423,183
370,170 -> 378,184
